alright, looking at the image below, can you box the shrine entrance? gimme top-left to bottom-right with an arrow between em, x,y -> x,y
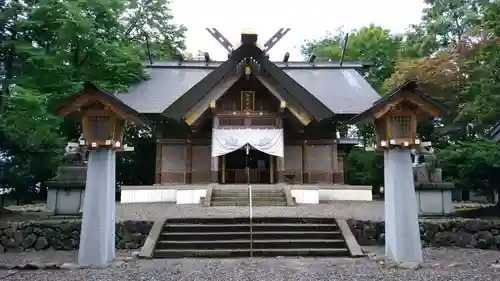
220,147 -> 275,184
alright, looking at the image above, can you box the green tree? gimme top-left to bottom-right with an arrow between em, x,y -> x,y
0,0 -> 186,202
438,140 -> 500,206
0,87 -> 64,203
345,148 -> 384,191
301,25 -> 402,92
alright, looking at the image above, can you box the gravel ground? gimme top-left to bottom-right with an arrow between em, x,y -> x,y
116,202 -> 385,221
1,247 -> 499,281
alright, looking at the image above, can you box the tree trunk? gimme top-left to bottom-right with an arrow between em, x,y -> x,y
0,46 -> 14,114
496,185 -> 500,209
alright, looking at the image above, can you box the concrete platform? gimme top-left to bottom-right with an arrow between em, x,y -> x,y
116,201 -> 385,222
120,184 -> 373,204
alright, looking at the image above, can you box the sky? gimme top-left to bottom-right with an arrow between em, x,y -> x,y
170,0 -> 427,61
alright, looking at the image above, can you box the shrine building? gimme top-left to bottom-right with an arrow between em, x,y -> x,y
114,29 -> 380,188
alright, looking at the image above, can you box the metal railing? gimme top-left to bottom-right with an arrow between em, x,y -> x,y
246,144 -> 253,257
248,182 -> 253,257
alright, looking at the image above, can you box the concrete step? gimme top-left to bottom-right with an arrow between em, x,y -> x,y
212,195 -> 286,198
163,217 -> 337,224
210,201 -> 287,207
156,239 -> 346,250
212,192 -> 285,196
164,223 -> 339,233
212,190 -> 284,193
211,196 -> 286,200
148,217 -> 353,259
154,248 -> 350,258
161,230 -> 343,241
211,193 -> 285,198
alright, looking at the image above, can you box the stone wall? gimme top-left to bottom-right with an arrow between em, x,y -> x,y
0,220 -> 153,253
348,219 -> 500,250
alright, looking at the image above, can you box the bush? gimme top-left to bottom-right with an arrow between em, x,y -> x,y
344,148 -> 383,192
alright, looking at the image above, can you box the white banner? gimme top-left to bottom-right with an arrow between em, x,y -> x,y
211,128 -> 284,157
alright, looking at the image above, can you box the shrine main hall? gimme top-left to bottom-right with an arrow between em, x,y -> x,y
116,30 -> 379,187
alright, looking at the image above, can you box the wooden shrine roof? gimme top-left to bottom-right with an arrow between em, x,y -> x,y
114,44 -> 381,121
56,82 -> 150,125
348,80 -> 448,124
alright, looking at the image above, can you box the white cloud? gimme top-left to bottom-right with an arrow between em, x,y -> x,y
170,0 -> 426,61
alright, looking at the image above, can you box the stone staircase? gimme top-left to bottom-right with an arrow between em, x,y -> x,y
145,217 -> 359,258
210,185 -> 288,206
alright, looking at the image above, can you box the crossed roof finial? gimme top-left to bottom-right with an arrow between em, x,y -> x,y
205,28 -> 291,55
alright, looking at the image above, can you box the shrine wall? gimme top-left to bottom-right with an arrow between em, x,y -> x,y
158,143 -> 187,184
283,141 -> 345,184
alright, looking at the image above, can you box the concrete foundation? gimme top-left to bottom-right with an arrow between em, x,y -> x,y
385,148 -> 423,263
78,149 -> 116,266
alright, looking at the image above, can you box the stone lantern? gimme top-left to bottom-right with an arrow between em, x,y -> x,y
56,81 -> 148,266
350,80 -> 446,264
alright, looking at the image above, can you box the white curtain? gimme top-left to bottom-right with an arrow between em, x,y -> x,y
211,128 -> 284,157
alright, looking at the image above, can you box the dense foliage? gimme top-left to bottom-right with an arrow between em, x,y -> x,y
303,0 -> 500,196
0,0 -> 185,203
1,0 -> 499,202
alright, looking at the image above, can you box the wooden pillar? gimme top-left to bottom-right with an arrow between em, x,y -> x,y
211,156 -> 219,183
222,155 -> 226,184
269,155 -> 274,183
211,117 -> 219,183
332,140 -> 338,184
277,157 -> 284,183
302,141 -> 307,184
276,116 -> 284,183
155,142 -> 162,184
185,139 -> 192,184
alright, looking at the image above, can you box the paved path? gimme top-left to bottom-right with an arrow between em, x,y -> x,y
116,202 -> 385,221
1,247 -> 499,281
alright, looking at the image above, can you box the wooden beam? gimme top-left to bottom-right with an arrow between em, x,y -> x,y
205,28 -> 233,54
263,28 -> 291,53
184,74 -> 241,126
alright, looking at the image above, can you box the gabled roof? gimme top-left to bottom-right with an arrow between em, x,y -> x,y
116,68 -> 212,114
349,80 -> 448,124
56,82 -> 149,125
492,122 -> 500,142
114,44 -> 381,122
283,68 -> 380,115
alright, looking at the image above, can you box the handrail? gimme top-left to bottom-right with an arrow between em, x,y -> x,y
245,143 -> 253,258
248,182 -> 253,257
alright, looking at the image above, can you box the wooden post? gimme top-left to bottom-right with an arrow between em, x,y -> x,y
270,155 -> 274,183
211,117 -> 219,183
277,157 -> 284,183
155,142 -> 162,184
302,141 -> 307,184
185,139 -> 192,184
222,155 -> 226,184
332,140 -> 338,183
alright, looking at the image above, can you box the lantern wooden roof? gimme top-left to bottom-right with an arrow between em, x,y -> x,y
349,80 -> 448,124
56,82 -> 149,125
